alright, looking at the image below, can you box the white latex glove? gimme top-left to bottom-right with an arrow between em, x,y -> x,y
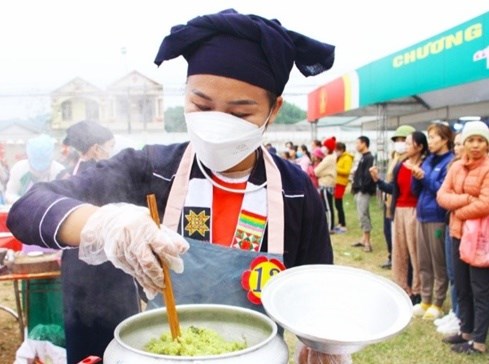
295,341 -> 352,364
79,203 -> 189,299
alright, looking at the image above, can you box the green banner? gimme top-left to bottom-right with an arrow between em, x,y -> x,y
357,12 -> 489,106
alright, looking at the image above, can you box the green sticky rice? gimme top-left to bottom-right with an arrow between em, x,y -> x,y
144,326 -> 247,356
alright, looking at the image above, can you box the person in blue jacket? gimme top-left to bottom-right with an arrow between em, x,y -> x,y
7,9 -> 335,363
410,122 -> 454,320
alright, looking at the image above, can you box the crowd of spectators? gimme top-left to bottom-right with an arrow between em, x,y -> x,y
267,118 -> 489,356
1,119 -> 488,358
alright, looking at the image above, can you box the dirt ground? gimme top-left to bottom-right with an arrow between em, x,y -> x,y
0,280 -> 23,363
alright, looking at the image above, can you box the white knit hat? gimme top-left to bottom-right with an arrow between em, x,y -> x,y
461,120 -> 489,144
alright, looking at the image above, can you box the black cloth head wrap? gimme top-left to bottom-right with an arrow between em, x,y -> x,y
63,120 -> 114,154
154,8 -> 335,95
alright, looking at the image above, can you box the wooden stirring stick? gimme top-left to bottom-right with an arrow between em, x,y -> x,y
146,194 -> 181,340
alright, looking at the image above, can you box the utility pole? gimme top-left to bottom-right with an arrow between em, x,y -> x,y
376,103 -> 387,175
310,119 -> 318,141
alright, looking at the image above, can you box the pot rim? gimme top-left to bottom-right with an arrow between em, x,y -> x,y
113,303 -> 279,360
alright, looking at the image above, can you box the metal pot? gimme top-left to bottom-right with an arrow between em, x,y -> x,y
104,304 -> 289,363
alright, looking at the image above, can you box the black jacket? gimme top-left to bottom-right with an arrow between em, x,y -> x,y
7,142 -> 333,268
351,151 -> 376,195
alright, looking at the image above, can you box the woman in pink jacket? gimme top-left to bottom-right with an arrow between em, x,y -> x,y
437,120 -> 489,355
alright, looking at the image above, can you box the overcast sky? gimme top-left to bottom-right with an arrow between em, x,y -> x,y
0,0 -> 487,118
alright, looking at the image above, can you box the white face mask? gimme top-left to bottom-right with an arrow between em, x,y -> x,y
393,141 -> 407,154
185,111 -> 270,172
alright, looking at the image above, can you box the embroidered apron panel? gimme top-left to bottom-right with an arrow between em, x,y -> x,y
146,238 -> 282,314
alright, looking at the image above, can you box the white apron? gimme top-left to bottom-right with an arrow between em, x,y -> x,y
147,145 -> 285,314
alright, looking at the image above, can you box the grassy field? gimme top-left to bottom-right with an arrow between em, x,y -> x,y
284,193 -> 488,363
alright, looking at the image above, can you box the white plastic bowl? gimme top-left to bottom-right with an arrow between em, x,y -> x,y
261,264 -> 413,355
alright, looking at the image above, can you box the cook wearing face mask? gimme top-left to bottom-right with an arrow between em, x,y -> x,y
4,134 -> 65,205
59,120 -> 116,177
57,120 -> 141,363
7,9 -> 335,363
